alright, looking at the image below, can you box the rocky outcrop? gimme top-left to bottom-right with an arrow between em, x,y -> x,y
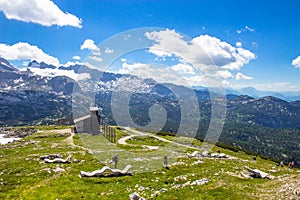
244,166 -> 273,179
0,127 -> 36,138
44,155 -> 72,164
80,165 -> 132,177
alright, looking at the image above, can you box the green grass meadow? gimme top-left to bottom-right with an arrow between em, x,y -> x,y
0,126 -> 298,199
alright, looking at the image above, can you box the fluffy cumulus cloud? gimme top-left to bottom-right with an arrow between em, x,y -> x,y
80,39 -> 103,64
145,29 -> 256,72
292,56 -> 300,68
236,72 -> 253,80
0,42 -> 60,66
192,35 -> 256,70
119,62 -> 148,75
114,29 -> 257,88
0,0 -> 82,28
145,29 -> 196,61
218,70 -> 234,79
171,63 -> 195,75
80,39 -> 100,51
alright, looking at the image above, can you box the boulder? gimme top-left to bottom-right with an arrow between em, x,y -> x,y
129,192 -> 145,200
244,166 -> 272,179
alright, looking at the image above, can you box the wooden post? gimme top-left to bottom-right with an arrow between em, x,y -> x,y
113,128 -> 116,143
103,122 -> 105,137
109,126 -> 113,142
108,126 -> 111,142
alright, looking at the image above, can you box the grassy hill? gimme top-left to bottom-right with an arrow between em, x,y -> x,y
0,126 -> 299,199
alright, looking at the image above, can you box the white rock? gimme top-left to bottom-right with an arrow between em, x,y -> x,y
53,167 -> 65,173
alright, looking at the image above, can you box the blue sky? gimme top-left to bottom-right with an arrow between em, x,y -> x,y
0,0 -> 300,92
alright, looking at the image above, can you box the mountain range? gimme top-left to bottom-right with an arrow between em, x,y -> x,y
0,57 -> 300,164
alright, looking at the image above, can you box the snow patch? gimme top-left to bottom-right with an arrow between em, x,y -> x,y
1,61 -> 10,67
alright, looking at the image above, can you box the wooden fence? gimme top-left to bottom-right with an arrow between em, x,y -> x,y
101,120 -> 116,143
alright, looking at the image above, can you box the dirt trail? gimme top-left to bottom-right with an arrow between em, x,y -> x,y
119,127 -> 200,151
61,129 -> 89,151
64,129 -> 74,146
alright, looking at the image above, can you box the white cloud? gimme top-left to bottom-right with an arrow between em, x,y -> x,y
119,61 -> 229,88
245,26 -> 254,32
184,76 -> 205,86
192,35 -> 256,70
145,29 -> 256,71
80,40 -> 103,63
140,29 -> 257,88
236,42 -> 242,47
29,67 -> 90,81
235,72 -> 253,80
118,61 -> 242,90
121,58 -> 127,62
91,51 -> 101,56
218,70 -> 233,79
0,42 -> 60,66
28,60 -> 91,80
145,29 -> 188,60
237,26 -> 255,34
292,56 -> 300,68
171,63 -> 195,75
119,62 -> 148,75
84,62 -> 99,70
104,47 -> 114,54
222,80 -> 230,86
119,62 -> 194,86
80,39 -> 100,52
72,55 -> 81,60
62,61 -> 84,67
89,56 -> 103,63
0,0 -> 82,28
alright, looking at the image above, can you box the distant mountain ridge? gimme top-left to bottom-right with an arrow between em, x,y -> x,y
0,57 -> 299,128
25,59 -> 300,102
0,57 -> 300,164
0,58 -> 18,71
225,87 -> 300,102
